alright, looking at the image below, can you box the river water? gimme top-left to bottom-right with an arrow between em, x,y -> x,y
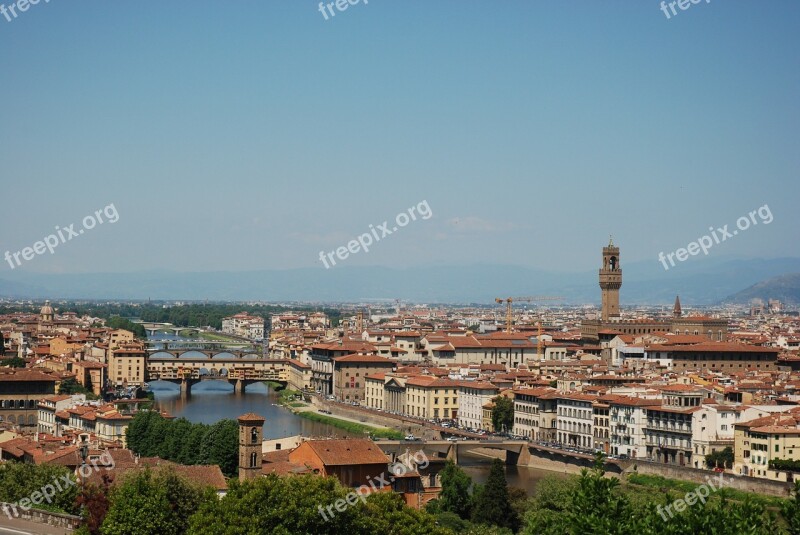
146,333 -> 566,494
149,381 -> 356,439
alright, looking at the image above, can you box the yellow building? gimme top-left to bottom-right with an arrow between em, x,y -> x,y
109,329 -> 135,350
286,359 -> 311,391
109,344 -> 147,387
734,410 -> 800,480
49,337 -> 84,357
405,376 -> 461,420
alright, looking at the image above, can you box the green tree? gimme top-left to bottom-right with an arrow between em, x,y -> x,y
188,474 -> 364,535
705,446 -> 734,469
101,468 -> 213,535
58,378 -> 99,399
560,453 -> 631,534
522,476 -> 577,535
0,356 -> 26,368
472,458 -> 518,531
782,480 -> 800,535
439,460 -> 473,520
490,395 -> 514,434
197,419 -> 238,477
0,461 -> 79,515
360,491 -> 451,535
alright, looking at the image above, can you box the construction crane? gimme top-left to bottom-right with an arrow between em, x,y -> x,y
494,296 -> 566,333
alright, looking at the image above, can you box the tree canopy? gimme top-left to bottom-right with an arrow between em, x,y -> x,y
472,458 -> 519,531
490,395 -> 514,433
438,460 -> 474,520
125,412 -> 238,477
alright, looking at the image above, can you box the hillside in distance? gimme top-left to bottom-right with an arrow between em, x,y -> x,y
723,273 -> 800,305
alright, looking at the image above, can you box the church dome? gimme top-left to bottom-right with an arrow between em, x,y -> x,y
40,300 -> 54,316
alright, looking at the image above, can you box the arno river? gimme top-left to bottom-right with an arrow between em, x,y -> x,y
147,334 -> 565,493
150,380 -> 356,439
149,380 -> 566,493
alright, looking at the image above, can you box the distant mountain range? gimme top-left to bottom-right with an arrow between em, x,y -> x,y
723,273 -> 800,305
1,257 -> 799,305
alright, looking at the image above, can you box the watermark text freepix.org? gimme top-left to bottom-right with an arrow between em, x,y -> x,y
657,471 -> 729,521
658,204 -> 773,271
319,200 -> 432,269
2,451 -> 115,519
318,450 -> 429,521
318,0 -> 367,21
660,0 -> 710,20
1,0 -> 51,23
4,203 -> 119,270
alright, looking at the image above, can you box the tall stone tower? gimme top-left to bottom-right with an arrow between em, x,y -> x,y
237,413 -> 265,482
599,238 -> 622,322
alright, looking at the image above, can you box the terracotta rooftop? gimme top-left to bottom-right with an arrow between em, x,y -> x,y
299,439 -> 389,467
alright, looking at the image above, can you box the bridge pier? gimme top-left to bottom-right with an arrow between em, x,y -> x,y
234,379 -> 244,395
506,445 -> 531,466
446,444 -> 458,465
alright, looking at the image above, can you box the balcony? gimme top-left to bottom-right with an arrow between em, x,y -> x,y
646,420 -> 692,434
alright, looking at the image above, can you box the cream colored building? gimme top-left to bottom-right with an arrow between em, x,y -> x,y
734,410 -> 800,480
406,376 -> 462,420
109,329 -> 135,349
109,344 -> 147,387
458,381 -> 499,430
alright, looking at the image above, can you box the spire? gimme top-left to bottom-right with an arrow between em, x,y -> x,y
673,295 -> 682,317
609,235 -> 614,247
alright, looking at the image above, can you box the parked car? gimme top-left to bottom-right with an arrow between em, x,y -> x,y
404,434 -> 420,441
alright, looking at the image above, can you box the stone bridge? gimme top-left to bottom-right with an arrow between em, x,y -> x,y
146,351 -> 289,395
375,440 -> 532,466
375,440 -> 628,472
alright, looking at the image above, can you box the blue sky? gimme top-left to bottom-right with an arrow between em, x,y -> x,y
1,0 -> 798,274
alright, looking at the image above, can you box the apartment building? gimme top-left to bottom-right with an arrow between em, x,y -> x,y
607,396 -> 661,459
109,329 -> 134,349
644,406 -> 697,466
538,392 -> 560,442
406,376 -> 461,420
513,387 -> 556,440
593,400 -> 610,453
691,403 -> 782,469
331,353 -> 394,402
458,381 -> 499,430
0,369 -> 58,427
734,410 -> 800,479
556,393 -> 597,449
222,313 -> 265,340
109,344 -> 147,387
645,343 -> 780,372
37,394 -> 85,435
309,341 -> 377,396
286,359 -> 311,391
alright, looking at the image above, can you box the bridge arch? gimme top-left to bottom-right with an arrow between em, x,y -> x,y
212,352 -> 237,360
150,351 -> 176,359
198,367 -> 210,376
241,353 -> 261,359
179,350 -> 209,359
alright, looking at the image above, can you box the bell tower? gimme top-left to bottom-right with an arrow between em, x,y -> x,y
599,237 -> 622,322
237,413 -> 265,482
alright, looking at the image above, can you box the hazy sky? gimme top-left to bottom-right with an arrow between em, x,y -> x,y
1,1 -> 798,274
